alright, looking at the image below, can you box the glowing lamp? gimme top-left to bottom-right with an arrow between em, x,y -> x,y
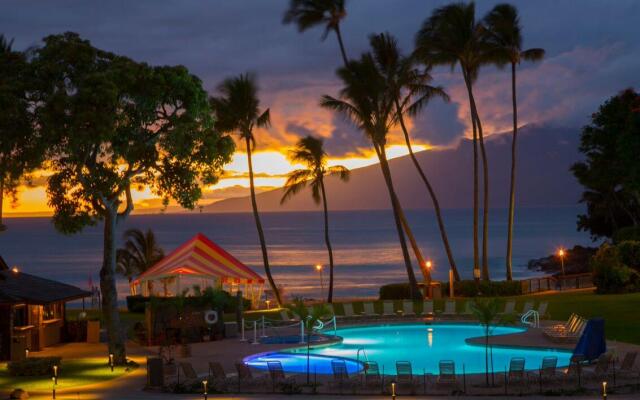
11,266 -> 19,273
425,260 -> 432,269
315,264 -> 323,272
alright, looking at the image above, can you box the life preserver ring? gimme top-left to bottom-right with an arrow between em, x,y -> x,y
204,310 -> 218,325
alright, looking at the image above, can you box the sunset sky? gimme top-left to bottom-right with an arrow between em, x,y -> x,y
2,0 -> 639,215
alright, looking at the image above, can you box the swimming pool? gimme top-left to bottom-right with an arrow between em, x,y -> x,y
244,323 -> 573,375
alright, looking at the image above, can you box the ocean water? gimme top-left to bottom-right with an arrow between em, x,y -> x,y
0,207 -> 592,301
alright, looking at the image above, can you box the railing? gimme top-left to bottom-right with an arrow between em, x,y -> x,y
240,314 -> 338,344
521,272 -> 594,294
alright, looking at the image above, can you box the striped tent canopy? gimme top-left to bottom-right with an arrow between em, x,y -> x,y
135,233 -> 264,286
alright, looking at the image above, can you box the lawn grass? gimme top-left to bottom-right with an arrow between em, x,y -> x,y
0,358 -> 137,391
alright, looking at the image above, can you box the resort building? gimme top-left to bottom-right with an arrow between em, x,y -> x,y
0,256 -> 90,361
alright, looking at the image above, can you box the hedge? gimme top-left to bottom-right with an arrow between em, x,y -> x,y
8,357 -> 62,376
126,292 -> 251,313
379,280 -> 522,300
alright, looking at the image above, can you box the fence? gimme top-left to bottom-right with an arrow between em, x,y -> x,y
521,273 -> 594,294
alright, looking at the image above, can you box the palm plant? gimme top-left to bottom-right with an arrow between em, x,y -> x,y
482,4 -> 545,281
470,298 -> 514,387
321,54 -> 422,299
415,2 -> 492,281
281,136 -> 349,303
289,299 -> 331,384
370,32 -> 460,282
210,73 -> 283,306
282,0 -> 349,66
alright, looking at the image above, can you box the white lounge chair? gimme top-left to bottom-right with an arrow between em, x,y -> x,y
382,301 -> 396,316
422,301 -> 434,316
280,309 -> 295,322
362,302 -> 376,316
519,301 -> 534,316
536,302 -> 548,319
342,303 -> 356,318
442,300 -> 456,316
402,300 -> 416,316
462,301 -> 473,316
502,300 -> 516,315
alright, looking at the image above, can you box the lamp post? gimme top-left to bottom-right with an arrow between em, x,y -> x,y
202,379 -> 208,400
425,260 -> 433,298
557,248 -> 566,276
265,299 -> 271,310
315,264 -> 324,300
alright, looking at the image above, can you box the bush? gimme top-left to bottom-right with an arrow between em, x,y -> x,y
379,283 -> 412,300
613,226 -> 640,243
617,240 -> 640,270
591,243 -> 636,294
127,291 -> 251,313
8,357 -> 62,376
452,280 -> 522,297
126,295 -> 148,313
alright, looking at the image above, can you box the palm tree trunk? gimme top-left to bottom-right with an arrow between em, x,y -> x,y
463,70 -> 490,281
101,207 -> 126,363
398,209 -> 429,283
395,99 -> 459,281
463,71 -> 480,283
506,62 -> 518,281
319,178 -> 335,303
334,25 -> 349,67
375,143 -> 421,300
246,136 -> 282,306
0,176 -> 5,231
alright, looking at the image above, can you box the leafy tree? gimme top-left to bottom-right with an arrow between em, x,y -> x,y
369,32 -> 459,282
0,35 -> 42,231
321,54 -> 422,299
415,2 -> 492,281
482,4 -> 545,281
116,228 -> 164,286
32,33 -> 234,362
470,298 -> 514,386
572,89 -> 640,239
209,73 -> 283,307
282,0 -> 349,66
281,136 -> 349,303
288,299 -> 330,384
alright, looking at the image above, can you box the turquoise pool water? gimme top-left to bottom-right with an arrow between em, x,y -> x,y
245,323 -> 573,375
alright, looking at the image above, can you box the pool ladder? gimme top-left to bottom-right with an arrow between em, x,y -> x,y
521,310 -> 540,328
356,347 -> 369,364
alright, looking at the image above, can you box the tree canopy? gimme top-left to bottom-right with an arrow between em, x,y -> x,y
572,88 -> 640,239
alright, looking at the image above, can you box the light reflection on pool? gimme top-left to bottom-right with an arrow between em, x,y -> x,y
244,323 -> 573,375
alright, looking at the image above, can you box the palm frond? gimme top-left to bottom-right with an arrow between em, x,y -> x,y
327,165 -> 350,181
521,48 -> 545,62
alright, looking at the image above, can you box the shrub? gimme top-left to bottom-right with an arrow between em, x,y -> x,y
591,243 -> 636,293
617,240 -> 640,270
613,226 -> 640,243
379,283 -> 412,300
127,291 -> 251,313
452,280 -> 522,297
126,295 -> 148,313
8,357 -> 62,376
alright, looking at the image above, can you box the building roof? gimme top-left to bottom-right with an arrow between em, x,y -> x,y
135,233 -> 265,285
0,262 -> 91,305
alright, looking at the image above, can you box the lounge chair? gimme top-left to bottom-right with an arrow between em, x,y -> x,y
396,361 -> 417,394
536,302 -> 549,319
342,303 -> 357,318
442,300 -> 456,316
501,300 -> 516,315
422,301 -> 434,316
615,351 -> 639,379
583,352 -> 612,381
437,360 -> 457,387
331,359 -> 359,393
363,361 -> 382,388
362,302 -> 376,317
179,361 -> 200,385
528,356 -> 559,383
562,354 -> 586,386
382,301 -> 396,317
208,361 -> 229,391
507,357 -> 526,385
544,313 -> 578,334
267,361 -> 295,392
461,301 -> 473,316
280,309 -> 295,322
235,362 -> 268,391
519,301 -> 534,316
402,300 -> 416,316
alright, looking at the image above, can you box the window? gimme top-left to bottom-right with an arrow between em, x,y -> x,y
12,305 -> 27,327
43,303 -> 61,320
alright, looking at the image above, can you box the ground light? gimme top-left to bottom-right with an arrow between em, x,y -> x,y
390,381 -> 396,399
52,365 -> 58,384
51,376 -> 56,399
202,379 -> 208,400
602,381 -> 607,399
109,354 -> 114,372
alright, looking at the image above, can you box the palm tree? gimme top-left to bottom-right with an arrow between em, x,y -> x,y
282,0 -> 349,66
370,32 -> 460,282
321,54 -> 422,299
116,228 -> 164,295
483,4 -> 545,281
289,299 -> 331,384
210,73 -> 283,306
415,2 -> 492,281
281,136 -> 349,303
